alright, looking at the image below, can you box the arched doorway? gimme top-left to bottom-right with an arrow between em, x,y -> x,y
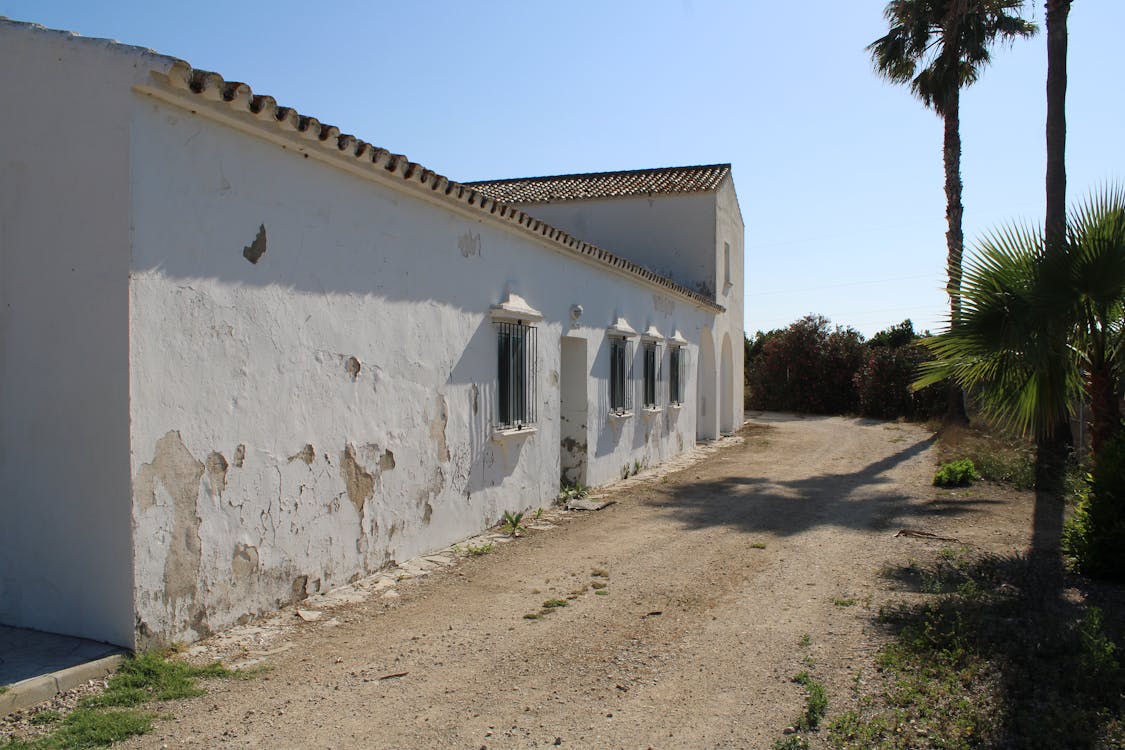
696,327 -> 718,440
720,333 -> 734,435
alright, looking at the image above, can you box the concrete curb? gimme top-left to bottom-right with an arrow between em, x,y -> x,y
0,654 -> 125,716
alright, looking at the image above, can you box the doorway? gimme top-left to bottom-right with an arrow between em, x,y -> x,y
559,336 -> 588,487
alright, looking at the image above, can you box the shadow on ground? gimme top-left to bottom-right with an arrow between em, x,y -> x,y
870,551 -> 1125,749
647,419 -> 995,538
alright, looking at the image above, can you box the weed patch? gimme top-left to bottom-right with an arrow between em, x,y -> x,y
771,735 -> 809,750
792,672 -> 828,730
935,423 -> 1035,488
81,651 -> 233,708
828,551 -> 1125,749
5,651 -> 247,749
933,458 -> 980,487
28,712 -> 59,727
500,510 -> 525,537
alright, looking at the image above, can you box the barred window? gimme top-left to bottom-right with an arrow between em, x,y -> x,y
609,337 -> 634,415
497,320 -> 537,429
669,345 -> 686,405
642,341 -> 659,409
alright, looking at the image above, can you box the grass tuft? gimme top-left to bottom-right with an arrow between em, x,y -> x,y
792,672 -> 828,730
6,651 -> 250,749
80,652 -> 233,709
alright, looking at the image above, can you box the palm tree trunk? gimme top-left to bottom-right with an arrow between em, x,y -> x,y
1088,357 -> 1120,456
1045,0 -> 1071,246
1030,0 -> 1074,604
942,90 -> 969,423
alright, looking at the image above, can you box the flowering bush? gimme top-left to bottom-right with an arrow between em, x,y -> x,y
854,343 -> 944,420
746,316 -> 942,419
745,315 -> 864,413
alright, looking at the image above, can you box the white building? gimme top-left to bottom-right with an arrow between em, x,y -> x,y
0,19 -> 744,649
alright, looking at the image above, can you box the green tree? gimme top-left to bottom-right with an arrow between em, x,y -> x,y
917,185 -> 1125,456
869,0 -> 1036,421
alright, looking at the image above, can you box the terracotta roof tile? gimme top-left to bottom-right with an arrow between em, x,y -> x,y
466,163 -> 731,204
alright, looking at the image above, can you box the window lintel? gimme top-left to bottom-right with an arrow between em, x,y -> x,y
490,292 -> 543,323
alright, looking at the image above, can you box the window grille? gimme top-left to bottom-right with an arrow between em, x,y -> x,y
609,337 -> 634,415
643,341 -> 660,409
496,320 -> 537,429
669,346 -> 686,405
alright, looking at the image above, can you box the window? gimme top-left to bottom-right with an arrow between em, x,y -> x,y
669,345 -> 686,405
609,337 -> 634,415
642,341 -> 659,409
723,241 -> 732,288
497,320 -> 537,429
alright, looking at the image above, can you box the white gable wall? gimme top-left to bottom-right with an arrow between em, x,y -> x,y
0,24 -> 171,646
127,93 -> 716,644
520,193 -> 718,298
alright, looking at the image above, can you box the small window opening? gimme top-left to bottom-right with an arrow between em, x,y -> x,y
609,337 -> 634,415
497,320 -> 537,429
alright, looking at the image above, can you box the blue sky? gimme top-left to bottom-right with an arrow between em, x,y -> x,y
5,1 -> 1122,338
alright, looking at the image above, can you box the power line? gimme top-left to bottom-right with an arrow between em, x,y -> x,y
748,273 -> 942,297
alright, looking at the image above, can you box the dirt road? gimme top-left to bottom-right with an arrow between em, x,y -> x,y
119,413 -> 1033,749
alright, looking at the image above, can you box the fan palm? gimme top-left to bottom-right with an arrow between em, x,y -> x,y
916,185 -> 1125,456
869,0 -> 1036,420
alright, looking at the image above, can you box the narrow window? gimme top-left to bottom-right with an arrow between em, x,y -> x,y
609,337 -> 634,415
497,320 -> 537,429
669,346 -> 685,405
724,241 -> 732,287
642,341 -> 659,409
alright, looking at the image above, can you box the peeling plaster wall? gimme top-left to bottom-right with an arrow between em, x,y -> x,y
0,24 -> 176,646
127,96 -> 719,644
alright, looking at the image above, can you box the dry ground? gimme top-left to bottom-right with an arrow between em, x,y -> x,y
51,413 -> 1044,748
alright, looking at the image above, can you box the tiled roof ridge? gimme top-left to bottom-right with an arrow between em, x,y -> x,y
465,163 -> 732,204
143,61 -> 723,312
467,162 -> 732,189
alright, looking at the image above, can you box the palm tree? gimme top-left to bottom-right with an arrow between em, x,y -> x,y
1045,0 -> 1072,245
1038,0 -> 1073,493
916,185 -> 1125,458
869,0 -> 1037,421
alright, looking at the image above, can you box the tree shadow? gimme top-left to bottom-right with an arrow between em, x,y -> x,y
646,431 -> 1002,537
874,551 -> 1124,748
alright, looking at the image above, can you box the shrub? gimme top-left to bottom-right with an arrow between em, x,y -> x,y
933,459 -> 980,487
745,315 -> 864,414
867,318 -> 916,349
1063,430 -> 1125,582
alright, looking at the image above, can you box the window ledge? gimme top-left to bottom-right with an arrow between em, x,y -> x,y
608,411 -> 633,421
491,425 -> 538,442
641,406 -> 662,416
668,403 -> 684,411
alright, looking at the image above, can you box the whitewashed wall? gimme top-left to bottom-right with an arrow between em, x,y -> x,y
128,94 -> 717,645
522,193 -> 718,298
715,180 -> 746,432
521,181 -> 746,437
0,23 -> 175,647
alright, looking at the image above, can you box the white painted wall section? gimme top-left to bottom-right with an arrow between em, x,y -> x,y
127,94 -> 715,644
0,23 -> 176,647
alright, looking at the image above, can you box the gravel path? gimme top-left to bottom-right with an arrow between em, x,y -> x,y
114,413 -> 1033,750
